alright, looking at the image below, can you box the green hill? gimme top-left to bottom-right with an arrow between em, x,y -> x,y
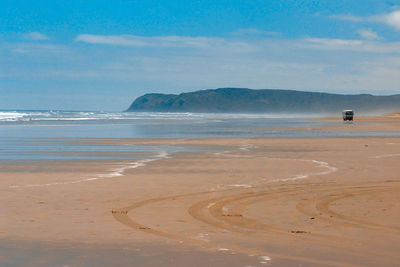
127,88 -> 400,113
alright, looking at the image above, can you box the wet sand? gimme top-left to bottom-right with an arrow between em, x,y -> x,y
308,112 -> 400,132
1,115 -> 400,266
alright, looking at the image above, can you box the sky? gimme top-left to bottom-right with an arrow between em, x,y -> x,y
1,0 -> 400,111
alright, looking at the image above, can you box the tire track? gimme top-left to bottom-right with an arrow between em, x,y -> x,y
315,187 -> 400,232
112,187 -> 363,266
110,148 -> 400,265
189,184 -> 400,261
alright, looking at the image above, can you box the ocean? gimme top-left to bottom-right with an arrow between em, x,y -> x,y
0,110 -> 322,138
0,110 -> 398,162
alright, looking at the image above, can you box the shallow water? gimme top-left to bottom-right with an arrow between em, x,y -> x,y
0,110 -> 398,161
0,110 -> 321,138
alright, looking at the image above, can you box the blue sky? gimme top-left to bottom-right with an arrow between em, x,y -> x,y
1,0 -> 400,111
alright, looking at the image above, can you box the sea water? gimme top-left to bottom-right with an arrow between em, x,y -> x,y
0,110 -> 398,161
0,110 -> 319,138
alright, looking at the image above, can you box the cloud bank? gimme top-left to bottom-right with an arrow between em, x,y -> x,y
2,30 -> 400,111
76,33 -> 400,54
4,32 -> 400,93
76,34 -> 225,49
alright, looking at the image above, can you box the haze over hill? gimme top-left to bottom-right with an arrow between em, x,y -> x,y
127,88 -> 400,114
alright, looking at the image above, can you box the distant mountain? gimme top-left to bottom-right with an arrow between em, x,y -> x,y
126,88 -> 400,113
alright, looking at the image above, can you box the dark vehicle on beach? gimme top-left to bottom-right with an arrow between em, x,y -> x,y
342,110 -> 354,121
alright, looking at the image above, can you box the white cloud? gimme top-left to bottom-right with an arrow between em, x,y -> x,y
332,10 -> 400,31
25,32 -> 49,40
357,29 -> 382,40
75,34 -> 148,46
302,37 -> 400,53
382,10 -> 400,30
304,38 -> 363,47
75,33 -> 400,55
75,34 -> 259,53
330,14 -> 364,22
231,28 -> 281,37
76,33 -> 400,55
75,34 -> 219,48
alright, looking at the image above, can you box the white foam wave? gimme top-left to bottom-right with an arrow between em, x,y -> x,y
8,151 -> 169,188
212,152 -> 337,189
239,144 -> 255,151
369,153 -> 400,159
263,159 -> 337,184
0,110 -> 312,123
260,256 -> 271,261
227,184 -> 253,188
0,111 -> 29,121
196,232 -> 210,242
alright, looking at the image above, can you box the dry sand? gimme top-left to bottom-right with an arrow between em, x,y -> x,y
1,115 -> 400,266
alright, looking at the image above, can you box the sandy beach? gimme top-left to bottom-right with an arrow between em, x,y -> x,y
1,115 -> 400,266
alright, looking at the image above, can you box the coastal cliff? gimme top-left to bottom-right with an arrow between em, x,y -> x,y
127,88 -> 400,113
